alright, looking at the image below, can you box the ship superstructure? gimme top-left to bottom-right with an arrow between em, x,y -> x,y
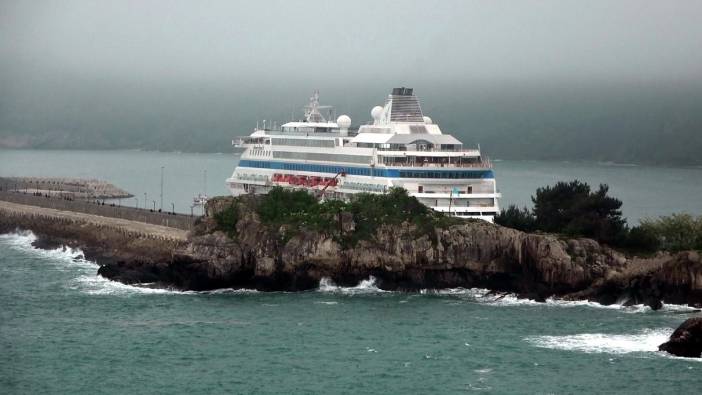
227,88 -> 500,221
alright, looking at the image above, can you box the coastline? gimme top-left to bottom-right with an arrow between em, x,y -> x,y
3,195 -> 702,310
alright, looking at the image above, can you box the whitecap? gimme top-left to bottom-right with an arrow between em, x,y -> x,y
317,276 -> 387,294
75,274 -> 190,295
525,328 -> 673,354
1,230 -> 89,266
424,287 -> 699,313
0,230 -> 37,246
1,231 -> 258,296
201,288 -> 259,295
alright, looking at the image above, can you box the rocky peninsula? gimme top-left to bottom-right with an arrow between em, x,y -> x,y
4,188 -> 701,311
110,194 -> 702,309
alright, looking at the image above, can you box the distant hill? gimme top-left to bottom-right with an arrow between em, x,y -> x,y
2,80 -> 701,166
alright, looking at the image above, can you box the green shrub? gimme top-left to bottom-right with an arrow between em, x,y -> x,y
640,213 -> 702,251
495,204 -> 536,232
621,225 -> 661,252
213,203 -> 239,238
253,186 -> 461,246
257,187 -> 318,225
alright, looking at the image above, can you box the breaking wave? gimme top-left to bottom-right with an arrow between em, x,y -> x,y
0,231 -> 258,296
525,328 -> 673,354
317,276 -> 387,294
423,287 -> 700,313
1,231 -> 699,308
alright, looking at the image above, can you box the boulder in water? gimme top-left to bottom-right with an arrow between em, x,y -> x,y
659,317 -> 702,358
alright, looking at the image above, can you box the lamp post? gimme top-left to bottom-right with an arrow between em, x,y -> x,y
171,202 -> 175,214
160,166 -> 164,211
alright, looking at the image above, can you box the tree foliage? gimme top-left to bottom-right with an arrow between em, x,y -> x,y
640,214 -> 702,252
213,202 -> 239,239
494,204 -> 536,232
620,225 -> 661,252
251,186 -> 461,246
495,179 -> 699,253
532,180 -> 626,244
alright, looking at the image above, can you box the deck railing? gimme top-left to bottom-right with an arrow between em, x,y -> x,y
380,158 -> 492,169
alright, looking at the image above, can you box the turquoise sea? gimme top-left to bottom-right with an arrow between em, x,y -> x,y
2,149 -> 702,393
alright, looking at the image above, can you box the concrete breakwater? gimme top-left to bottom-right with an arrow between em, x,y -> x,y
0,177 -> 132,199
0,200 -> 187,242
0,191 -> 196,230
0,200 -> 187,270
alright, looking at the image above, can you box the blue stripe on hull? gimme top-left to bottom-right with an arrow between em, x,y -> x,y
237,160 -> 494,179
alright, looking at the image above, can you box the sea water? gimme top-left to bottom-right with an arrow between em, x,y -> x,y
1,231 -> 701,394
2,149 -> 702,393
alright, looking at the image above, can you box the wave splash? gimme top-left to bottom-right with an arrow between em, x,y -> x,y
0,230 -> 90,267
318,276 -> 387,294
425,287 -> 699,313
2,231 -> 700,307
525,328 -> 673,354
0,231 -> 258,296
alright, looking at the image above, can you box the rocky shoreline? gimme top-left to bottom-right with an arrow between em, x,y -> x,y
4,195 -> 702,311
5,195 -> 702,356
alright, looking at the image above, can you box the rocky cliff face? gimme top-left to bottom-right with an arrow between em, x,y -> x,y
4,195 -> 701,308
91,196 -> 702,308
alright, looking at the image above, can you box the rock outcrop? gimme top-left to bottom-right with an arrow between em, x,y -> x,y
99,197 -> 702,307
4,195 -> 702,308
659,318 -> 702,358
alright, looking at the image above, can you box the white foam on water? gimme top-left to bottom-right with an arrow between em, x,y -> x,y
4,231 -> 701,307
0,230 -> 37,247
426,287 -> 544,307
525,328 -> 673,354
75,274 -> 189,295
1,231 -> 92,270
75,274 -> 259,296
317,276 -> 387,295
425,287 -> 699,313
202,287 -> 259,295
1,231 -> 258,296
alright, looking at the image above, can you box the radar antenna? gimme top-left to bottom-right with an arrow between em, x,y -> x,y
303,90 -> 334,122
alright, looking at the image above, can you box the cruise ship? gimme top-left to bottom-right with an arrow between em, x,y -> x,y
227,88 -> 500,221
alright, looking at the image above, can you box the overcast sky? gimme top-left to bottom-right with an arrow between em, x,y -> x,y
2,0 -> 702,87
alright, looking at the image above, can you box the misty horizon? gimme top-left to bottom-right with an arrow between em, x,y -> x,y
2,0 -> 702,164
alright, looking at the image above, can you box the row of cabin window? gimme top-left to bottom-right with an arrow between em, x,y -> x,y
240,160 -> 490,179
399,171 -> 485,179
271,138 -> 335,148
241,160 -> 370,176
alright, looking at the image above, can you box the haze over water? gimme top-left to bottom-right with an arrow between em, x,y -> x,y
2,1 -> 702,165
